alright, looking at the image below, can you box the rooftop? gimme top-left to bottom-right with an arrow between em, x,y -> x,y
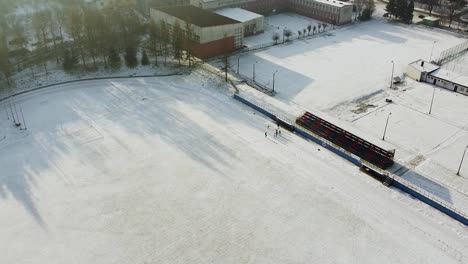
409,59 -> 440,73
423,16 -> 440,22
430,68 -> 468,87
154,5 -> 241,27
312,0 -> 353,8
214,8 -> 263,23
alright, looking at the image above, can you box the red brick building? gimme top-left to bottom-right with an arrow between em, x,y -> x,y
151,6 -> 244,58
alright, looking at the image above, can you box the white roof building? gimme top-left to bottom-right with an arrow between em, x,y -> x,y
214,8 -> 264,36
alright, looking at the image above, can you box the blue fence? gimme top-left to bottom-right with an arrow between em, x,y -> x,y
233,93 -> 468,226
391,180 -> 468,225
233,94 -> 277,120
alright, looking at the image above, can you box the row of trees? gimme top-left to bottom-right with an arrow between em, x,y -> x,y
387,0 -> 467,26
0,3 -> 197,87
271,23 -> 332,44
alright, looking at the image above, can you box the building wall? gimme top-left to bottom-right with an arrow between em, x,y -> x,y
189,37 -> 237,58
150,8 -> 243,58
423,74 -> 468,96
289,0 -> 352,25
405,66 -> 423,82
242,16 -> 265,36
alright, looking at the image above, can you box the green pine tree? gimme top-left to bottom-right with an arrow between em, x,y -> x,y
385,0 -> 397,17
108,47 -> 121,71
405,0 -> 415,23
141,49 -> 150,66
124,46 -> 138,68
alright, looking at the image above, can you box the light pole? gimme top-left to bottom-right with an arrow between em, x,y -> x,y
253,61 -> 258,82
282,28 -> 286,44
429,41 -> 437,62
390,60 -> 395,89
237,57 -> 240,74
382,113 -> 392,141
457,146 -> 468,176
429,87 -> 436,114
273,70 -> 278,92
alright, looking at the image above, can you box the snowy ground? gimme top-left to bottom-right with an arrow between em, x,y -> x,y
244,13 -> 326,47
222,15 -> 468,213
1,73 -> 467,263
1,63 -> 185,100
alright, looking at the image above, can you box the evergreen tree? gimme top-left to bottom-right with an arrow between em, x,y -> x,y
404,0 -> 414,23
62,49 -> 78,72
141,49 -> 150,66
124,46 -> 138,68
108,47 -> 121,71
396,0 -> 407,19
386,0 -> 397,17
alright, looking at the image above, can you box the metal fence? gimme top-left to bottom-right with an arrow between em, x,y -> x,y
436,40 -> 468,65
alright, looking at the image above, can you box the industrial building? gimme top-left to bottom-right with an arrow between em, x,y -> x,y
406,60 -> 468,96
150,5 -> 244,58
190,0 -> 352,25
289,0 -> 353,25
214,8 -> 265,36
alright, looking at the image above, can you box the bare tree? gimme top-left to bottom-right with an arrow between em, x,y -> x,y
272,32 -> 280,44
442,0 -> 466,27
66,8 -> 87,67
422,0 -> 440,15
32,10 -> 50,74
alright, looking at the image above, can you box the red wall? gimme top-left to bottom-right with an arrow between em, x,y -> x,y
188,37 -> 237,59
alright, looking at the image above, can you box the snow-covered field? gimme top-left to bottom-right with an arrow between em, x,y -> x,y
237,18 -> 467,111
1,73 -> 467,263
228,15 -> 468,213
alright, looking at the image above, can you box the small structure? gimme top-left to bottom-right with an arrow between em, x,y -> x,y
150,5 -> 244,58
406,59 -> 468,96
428,69 -> 468,95
214,8 -> 264,36
406,59 -> 440,82
421,16 -> 440,27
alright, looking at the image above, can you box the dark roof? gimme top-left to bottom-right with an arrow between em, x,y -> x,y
154,5 -> 240,27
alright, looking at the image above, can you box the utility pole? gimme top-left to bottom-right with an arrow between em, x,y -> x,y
429,87 -> 436,114
253,61 -> 258,82
457,146 -> 468,176
20,107 -> 27,130
382,113 -> 392,141
273,70 -> 278,92
429,41 -> 437,62
390,61 -> 395,89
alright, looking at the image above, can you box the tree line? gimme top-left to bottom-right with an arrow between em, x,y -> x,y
386,0 -> 467,26
0,3 -> 197,87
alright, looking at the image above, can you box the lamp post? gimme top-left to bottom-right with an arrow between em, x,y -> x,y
457,146 -> 468,176
429,41 -> 437,62
390,60 -> 395,89
253,61 -> 258,82
382,113 -> 392,141
429,87 -> 436,114
282,27 -> 286,44
272,71 -> 277,92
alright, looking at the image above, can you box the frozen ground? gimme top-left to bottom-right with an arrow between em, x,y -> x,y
0,73 -> 467,263
244,13 -> 326,47
234,18 -> 467,111
224,15 -> 468,213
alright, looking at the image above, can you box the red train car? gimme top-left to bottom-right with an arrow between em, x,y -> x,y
296,112 -> 395,169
